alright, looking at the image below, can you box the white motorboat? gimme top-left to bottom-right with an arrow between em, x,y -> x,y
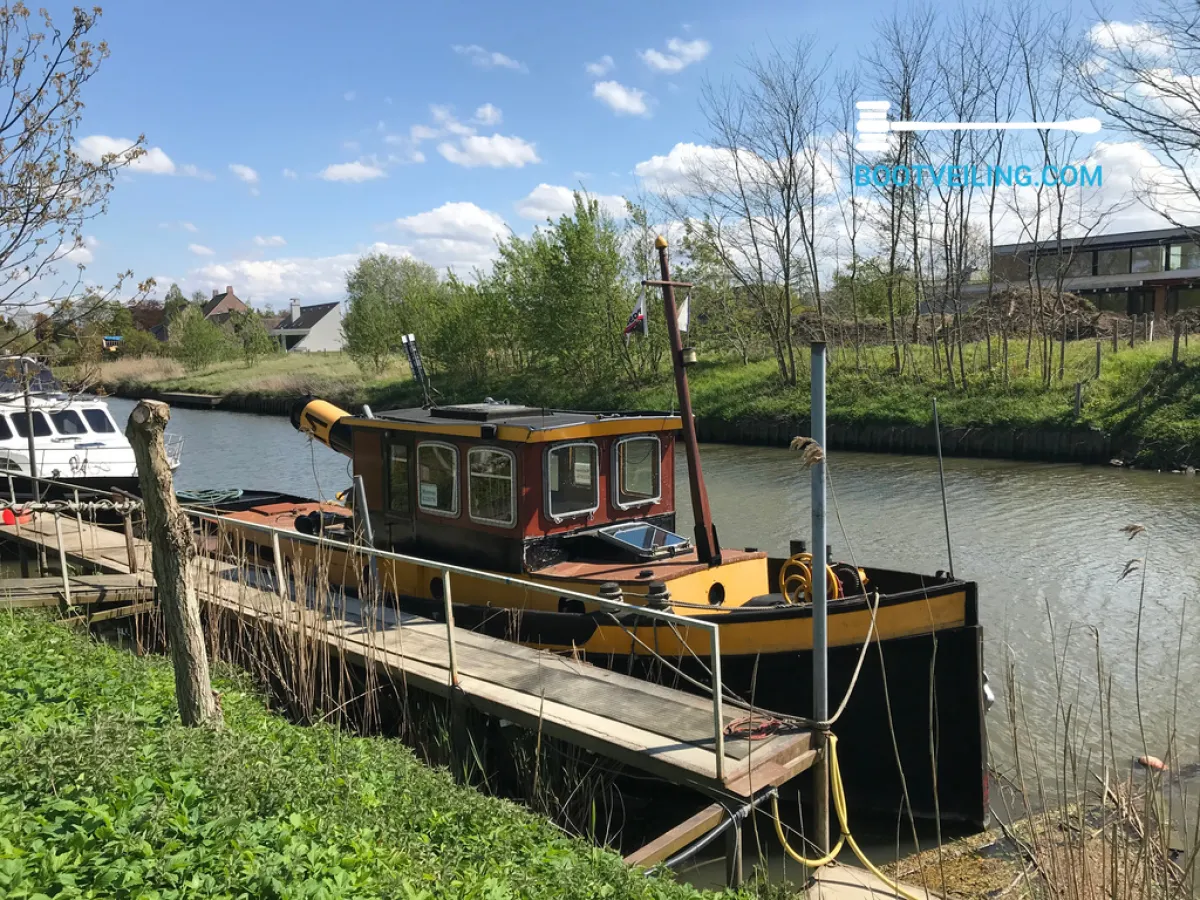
0,357 -> 182,498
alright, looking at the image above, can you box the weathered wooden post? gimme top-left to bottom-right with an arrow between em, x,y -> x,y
1173,319 -> 1181,366
126,400 -> 221,727
1112,321 -> 1118,352
1149,312 -> 1155,343
1095,340 -> 1102,380
1074,382 -> 1083,419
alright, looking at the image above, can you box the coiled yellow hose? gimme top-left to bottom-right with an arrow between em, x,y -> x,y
770,733 -> 926,900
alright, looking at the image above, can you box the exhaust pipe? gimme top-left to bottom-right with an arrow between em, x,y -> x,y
291,396 -> 353,456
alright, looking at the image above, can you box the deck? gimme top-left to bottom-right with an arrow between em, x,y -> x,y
0,511 -> 816,800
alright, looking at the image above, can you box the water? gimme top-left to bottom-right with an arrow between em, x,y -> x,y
104,397 -> 1200,877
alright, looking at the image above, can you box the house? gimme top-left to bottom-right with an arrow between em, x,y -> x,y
202,285 -> 249,326
270,298 -> 343,352
963,226 -> 1200,317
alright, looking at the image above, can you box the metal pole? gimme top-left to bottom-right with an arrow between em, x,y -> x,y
654,235 -> 720,565
442,568 -> 460,687
21,360 -> 38,504
351,474 -> 379,588
810,341 -> 829,857
710,628 -> 725,782
271,529 -> 286,598
932,398 -> 954,577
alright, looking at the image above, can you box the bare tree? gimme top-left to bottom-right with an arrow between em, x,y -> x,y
0,6 -> 142,313
663,40 -> 831,386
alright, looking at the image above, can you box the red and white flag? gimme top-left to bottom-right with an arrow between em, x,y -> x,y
677,292 -> 690,333
623,287 -> 648,344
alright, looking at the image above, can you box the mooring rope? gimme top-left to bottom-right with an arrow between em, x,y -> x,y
0,498 -> 140,515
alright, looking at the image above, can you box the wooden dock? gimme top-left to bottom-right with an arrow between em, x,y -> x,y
0,510 -> 816,804
0,573 -> 154,610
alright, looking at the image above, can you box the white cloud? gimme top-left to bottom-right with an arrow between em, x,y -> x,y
452,44 -> 526,72
344,90 -> 356,101
473,103 -> 502,126
639,37 -> 710,73
65,235 -> 98,265
282,168 -> 298,179
79,135 -> 180,175
189,243 -> 215,256
431,104 -> 476,136
438,134 -> 540,168
586,55 -> 614,77
633,142 -> 734,193
394,202 -> 510,273
229,163 -> 259,184
593,81 -> 650,117
516,184 -> 628,220
409,124 -> 441,142
158,221 -> 198,233
320,161 -> 386,182
1088,21 -> 1168,51
254,235 -> 287,247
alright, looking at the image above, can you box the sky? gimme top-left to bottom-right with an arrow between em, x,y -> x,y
58,0 -> 1150,308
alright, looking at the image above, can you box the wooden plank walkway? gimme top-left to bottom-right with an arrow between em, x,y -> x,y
0,513 -> 816,798
0,573 -> 154,609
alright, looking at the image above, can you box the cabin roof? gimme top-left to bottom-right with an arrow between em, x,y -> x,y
351,403 -> 683,443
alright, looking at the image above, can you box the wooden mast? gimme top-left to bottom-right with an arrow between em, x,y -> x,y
651,235 -> 721,565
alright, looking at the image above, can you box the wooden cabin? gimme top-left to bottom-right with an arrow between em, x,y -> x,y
297,401 -> 689,574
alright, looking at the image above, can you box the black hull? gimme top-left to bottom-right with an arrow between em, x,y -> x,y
390,593 -> 990,831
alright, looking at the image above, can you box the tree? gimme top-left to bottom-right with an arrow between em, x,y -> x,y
171,306 -> 231,370
163,284 -> 189,326
343,253 -> 445,375
228,308 -> 277,367
0,7 -> 141,311
119,329 -> 160,359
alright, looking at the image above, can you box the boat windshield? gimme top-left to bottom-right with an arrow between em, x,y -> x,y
594,522 -> 691,560
82,409 -> 116,433
12,411 -> 50,438
50,410 -> 87,435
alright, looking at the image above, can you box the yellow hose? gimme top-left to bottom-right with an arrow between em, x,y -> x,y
770,733 -> 927,900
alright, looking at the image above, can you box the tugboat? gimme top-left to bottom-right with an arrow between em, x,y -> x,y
210,239 -> 990,830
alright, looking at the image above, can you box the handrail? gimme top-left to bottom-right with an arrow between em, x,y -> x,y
184,506 -> 727,778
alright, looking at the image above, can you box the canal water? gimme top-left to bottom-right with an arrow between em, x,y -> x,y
106,397 -> 1200,881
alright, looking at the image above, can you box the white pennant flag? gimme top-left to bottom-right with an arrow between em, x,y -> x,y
677,292 -> 690,333
623,287 -> 647,345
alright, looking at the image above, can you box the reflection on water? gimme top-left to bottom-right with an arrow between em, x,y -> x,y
103,397 -> 1200,876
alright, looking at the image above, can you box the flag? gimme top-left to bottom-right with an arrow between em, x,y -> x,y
624,287 -> 647,344
677,293 -> 690,333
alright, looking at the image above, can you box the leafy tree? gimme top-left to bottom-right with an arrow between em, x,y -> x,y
228,309 -> 278,368
118,329 -> 161,359
342,290 -> 397,375
163,284 -> 190,326
191,289 -> 209,306
828,259 -> 917,319
343,253 -> 445,375
171,306 -> 232,371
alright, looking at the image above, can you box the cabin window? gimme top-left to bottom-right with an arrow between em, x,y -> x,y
388,443 -> 410,514
614,436 -> 660,509
82,409 -> 116,433
468,447 -> 516,527
50,411 -> 87,435
416,441 -> 458,517
0,416 -> 11,440
12,411 -> 50,438
546,442 -> 598,520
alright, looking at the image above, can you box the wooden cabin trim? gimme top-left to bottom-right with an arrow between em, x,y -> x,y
611,434 -> 662,511
345,415 -> 682,443
466,446 -> 518,528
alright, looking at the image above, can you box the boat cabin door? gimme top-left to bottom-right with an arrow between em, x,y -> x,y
381,432 -> 416,548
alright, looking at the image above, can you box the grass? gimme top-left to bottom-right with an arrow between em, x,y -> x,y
93,335 -> 1200,467
0,611 -> 717,900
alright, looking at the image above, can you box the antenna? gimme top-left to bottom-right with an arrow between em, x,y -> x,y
401,333 -> 433,407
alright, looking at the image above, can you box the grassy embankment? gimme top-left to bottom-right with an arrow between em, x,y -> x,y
0,612 -> 718,900
97,336 -> 1200,465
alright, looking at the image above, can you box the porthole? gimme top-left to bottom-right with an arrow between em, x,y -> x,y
708,582 -> 726,606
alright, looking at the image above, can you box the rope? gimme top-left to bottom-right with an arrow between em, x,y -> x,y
770,733 -> 925,900
723,714 -> 787,741
177,488 -> 244,505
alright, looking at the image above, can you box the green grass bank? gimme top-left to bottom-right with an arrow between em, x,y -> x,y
95,336 -> 1200,468
0,612 -> 719,900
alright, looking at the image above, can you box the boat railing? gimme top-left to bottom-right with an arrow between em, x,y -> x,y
184,506 -> 728,778
164,432 -> 185,469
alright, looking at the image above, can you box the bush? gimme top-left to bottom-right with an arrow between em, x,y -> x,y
170,307 -> 234,371
118,328 -> 162,359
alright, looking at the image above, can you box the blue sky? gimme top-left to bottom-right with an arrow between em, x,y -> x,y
63,0 -> 1143,307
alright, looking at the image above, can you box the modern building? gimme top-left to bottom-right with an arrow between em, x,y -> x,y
974,226 -> 1200,316
270,298 -> 343,352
